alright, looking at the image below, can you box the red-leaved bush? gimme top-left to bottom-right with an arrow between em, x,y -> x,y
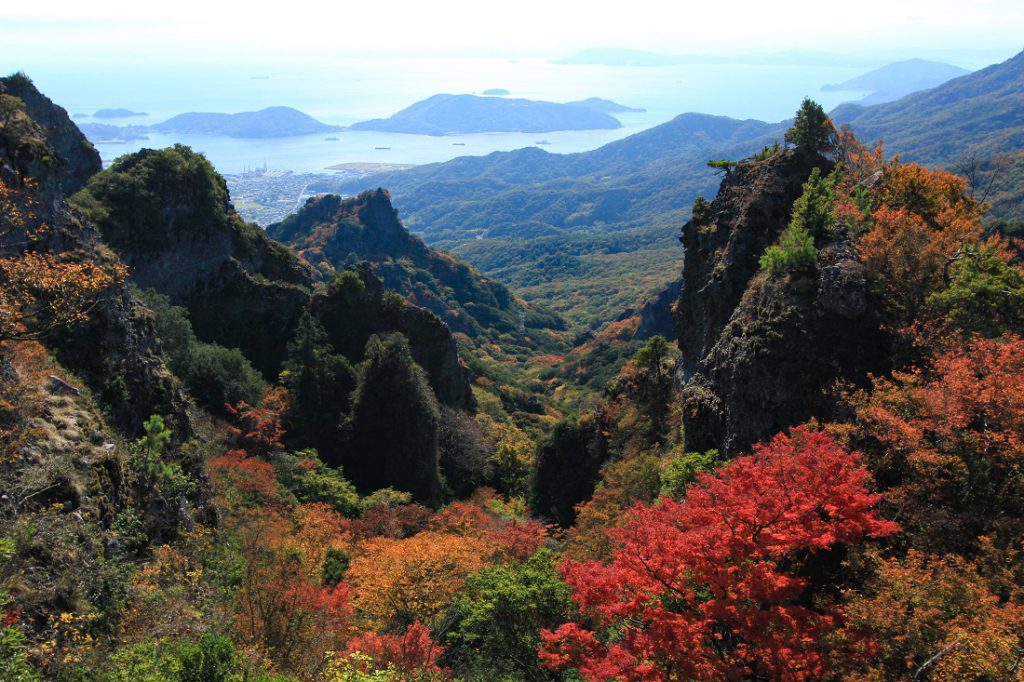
540,425 -> 899,681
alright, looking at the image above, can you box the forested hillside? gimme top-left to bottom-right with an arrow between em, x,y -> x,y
325,50 -> 1024,330
3,70 -> 1024,682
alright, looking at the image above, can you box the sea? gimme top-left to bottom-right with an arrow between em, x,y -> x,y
12,54 -> 985,175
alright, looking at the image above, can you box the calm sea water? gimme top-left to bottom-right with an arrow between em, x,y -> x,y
24,57 -> 874,174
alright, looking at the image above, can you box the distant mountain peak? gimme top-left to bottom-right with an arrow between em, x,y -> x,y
150,106 -> 341,138
349,94 -> 622,135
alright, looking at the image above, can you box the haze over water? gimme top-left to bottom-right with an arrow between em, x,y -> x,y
25,57 -> 898,174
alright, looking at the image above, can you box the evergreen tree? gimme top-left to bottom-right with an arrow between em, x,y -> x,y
785,97 -> 836,156
532,414 -> 605,526
343,333 -> 442,505
282,310 -> 357,453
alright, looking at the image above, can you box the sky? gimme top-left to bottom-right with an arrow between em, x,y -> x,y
2,0 -> 1022,66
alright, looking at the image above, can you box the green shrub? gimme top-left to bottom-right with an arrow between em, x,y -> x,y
136,289 -> 263,415
276,450 -> 360,516
321,548 -> 351,586
661,449 -> 721,498
760,167 -> 835,275
759,224 -> 817,275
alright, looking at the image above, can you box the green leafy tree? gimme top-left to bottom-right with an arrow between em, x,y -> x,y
322,548 -> 351,587
785,97 -> 836,156
661,449 -> 721,498
275,449 -> 360,516
137,289 -> 263,415
445,550 -> 572,681
925,245 -> 1024,338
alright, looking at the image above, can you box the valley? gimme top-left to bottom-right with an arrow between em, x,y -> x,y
1,23 -> 1024,682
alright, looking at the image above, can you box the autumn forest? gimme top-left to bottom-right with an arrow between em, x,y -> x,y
2,44 -> 1024,682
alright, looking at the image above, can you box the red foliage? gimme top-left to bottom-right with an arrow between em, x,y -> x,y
344,622 -> 448,676
208,450 -> 280,509
540,426 -> 899,681
234,508 -> 354,675
1,605 -> 20,628
855,333 -> 1024,552
488,519 -> 548,562
429,501 -> 495,535
225,401 -> 285,457
344,503 -> 434,541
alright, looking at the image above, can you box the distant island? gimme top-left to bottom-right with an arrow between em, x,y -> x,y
78,122 -> 150,143
150,106 -> 342,138
566,97 -> 646,113
823,58 -> 971,105
93,108 -> 148,118
348,94 -> 622,135
483,88 -> 510,95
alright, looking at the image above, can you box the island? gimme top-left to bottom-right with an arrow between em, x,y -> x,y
822,58 -> 971,105
78,123 -> 150,143
566,97 -> 646,113
93,108 -> 148,118
483,88 -> 510,95
348,94 -> 622,135
150,106 -> 342,138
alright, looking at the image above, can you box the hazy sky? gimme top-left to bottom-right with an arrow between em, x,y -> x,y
2,0 -> 1022,65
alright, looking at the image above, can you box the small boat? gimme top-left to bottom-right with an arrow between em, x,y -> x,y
324,137 -> 339,141
375,146 -> 391,150
452,142 -> 466,146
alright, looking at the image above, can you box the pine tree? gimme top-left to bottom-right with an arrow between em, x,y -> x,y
785,97 -> 836,156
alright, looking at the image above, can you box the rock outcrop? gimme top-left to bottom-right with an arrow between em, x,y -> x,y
73,151 -> 476,411
72,145 -> 316,378
312,265 -> 473,409
269,189 -> 566,342
674,149 -> 889,455
0,74 -> 190,438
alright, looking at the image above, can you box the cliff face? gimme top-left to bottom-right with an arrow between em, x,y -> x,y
72,145 -> 317,378
0,75 -> 190,437
268,190 -> 566,342
0,74 -> 101,199
676,150 -> 823,380
674,150 -> 888,455
73,152 -> 475,410
312,265 -> 473,409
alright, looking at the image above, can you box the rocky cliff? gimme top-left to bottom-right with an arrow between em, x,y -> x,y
0,75 -> 190,438
674,149 -> 889,455
269,189 -> 566,343
72,150 -> 476,412
72,145 -> 316,378
311,265 -> 473,409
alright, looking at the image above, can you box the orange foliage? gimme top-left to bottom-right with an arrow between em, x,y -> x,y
0,178 -> 125,342
853,334 -> 1024,554
347,530 -> 498,629
855,162 -> 983,327
208,450 -> 280,510
225,401 -> 285,457
233,508 -> 353,676
292,502 -> 351,578
839,550 -> 1024,681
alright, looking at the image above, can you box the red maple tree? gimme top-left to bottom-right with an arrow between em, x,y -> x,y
540,426 -> 899,681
